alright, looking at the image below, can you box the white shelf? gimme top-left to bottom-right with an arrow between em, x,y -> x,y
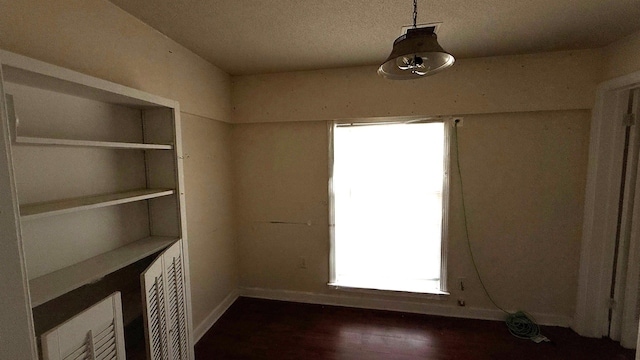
29,236 -> 178,307
20,189 -> 175,220
14,136 -> 173,150
1,50 -> 177,109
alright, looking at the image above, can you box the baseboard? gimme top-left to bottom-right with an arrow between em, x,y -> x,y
239,287 -> 573,327
191,286 -> 573,343
193,289 -> 240,343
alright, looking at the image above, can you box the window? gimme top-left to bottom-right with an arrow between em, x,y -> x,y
329,120 -> 450,294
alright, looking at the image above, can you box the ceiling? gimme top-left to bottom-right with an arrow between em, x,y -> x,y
109,0 -> 640,76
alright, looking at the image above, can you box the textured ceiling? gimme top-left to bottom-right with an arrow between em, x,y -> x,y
109,0 -> 640,75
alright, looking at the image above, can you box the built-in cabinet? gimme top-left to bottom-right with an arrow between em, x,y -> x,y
141,241 -> 190,360
41,292 -> 127,360
0,50 -> 193,359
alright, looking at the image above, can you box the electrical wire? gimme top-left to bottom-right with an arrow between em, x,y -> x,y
453,120 -> 546,342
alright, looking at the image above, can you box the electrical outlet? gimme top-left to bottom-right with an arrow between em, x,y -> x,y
298,257 -> 307,269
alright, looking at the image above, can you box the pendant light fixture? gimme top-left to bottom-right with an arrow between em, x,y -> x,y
378,0 -> 455,80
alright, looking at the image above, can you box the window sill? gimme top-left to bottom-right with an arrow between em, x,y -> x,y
327,282 -> 449,300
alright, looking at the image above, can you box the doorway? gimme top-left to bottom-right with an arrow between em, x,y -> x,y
575,72 -> 640,349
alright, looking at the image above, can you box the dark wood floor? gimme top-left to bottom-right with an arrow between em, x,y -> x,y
195,297 -> 636,360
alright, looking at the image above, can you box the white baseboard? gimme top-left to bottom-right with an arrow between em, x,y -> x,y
193,289 -> 240,343
191,286 -> 573,344
239,287 -> 573,327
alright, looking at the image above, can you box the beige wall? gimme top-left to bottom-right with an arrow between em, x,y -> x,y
233,112 -> 590,320
233,121 -> 330,292
448,111 -> 589,317
232,50 -> 597,322
603,29 -> 640,81
181,114 -> 238,326
0,0 -> 230,122
232,49 -> 600,123
0,0 -> 237,333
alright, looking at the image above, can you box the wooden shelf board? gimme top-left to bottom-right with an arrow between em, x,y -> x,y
20,189 -> 175,220
14,136 -> 173,150
29,236 -> 178,307
1,51 -> 177,109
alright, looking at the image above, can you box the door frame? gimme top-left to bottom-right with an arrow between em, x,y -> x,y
574,70 -> 640,340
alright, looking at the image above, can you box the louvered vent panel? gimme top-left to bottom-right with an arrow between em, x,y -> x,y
42,293 -> 126,360
93,322 -> 117,360
141,240 -> 192,360
142,257 -> 170,360
156,275 -> 169,359
167,259 -> 179,358
61,333 -> 90,360
175,256 -> 188,360
149,282 -> 162,359
167,255 -> 188,359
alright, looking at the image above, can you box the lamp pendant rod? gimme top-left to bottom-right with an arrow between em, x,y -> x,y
413,0 -> 418,28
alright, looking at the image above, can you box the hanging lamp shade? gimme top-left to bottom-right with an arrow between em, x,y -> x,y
378,27 -> 455,80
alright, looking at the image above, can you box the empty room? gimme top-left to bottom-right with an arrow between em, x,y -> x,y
1,1 -> 640,359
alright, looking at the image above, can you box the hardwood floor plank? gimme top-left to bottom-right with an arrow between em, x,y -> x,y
195,297 -> 636,360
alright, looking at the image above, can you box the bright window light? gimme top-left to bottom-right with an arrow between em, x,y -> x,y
331,121 -> 447,294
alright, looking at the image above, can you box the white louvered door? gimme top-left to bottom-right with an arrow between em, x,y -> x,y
142,258 -> 169,360
41,292 -> 126,360
141,240 -> 192,360
164,242 -> 189,359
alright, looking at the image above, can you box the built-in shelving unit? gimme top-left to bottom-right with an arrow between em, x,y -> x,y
14,136 -> 173,150
20,188 -> 175,220
29,236 -> 178,307
0,50 -> 193,359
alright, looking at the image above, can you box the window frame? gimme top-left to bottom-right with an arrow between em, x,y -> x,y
327,117 -> 453,295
